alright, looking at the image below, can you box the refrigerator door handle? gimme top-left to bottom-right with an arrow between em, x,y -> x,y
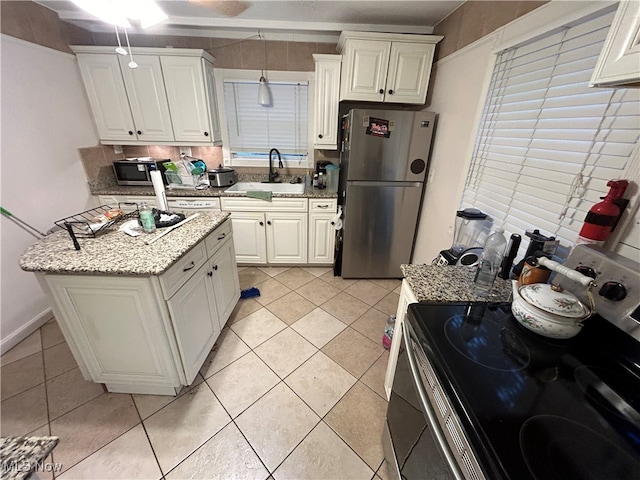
347,181 -> 423,188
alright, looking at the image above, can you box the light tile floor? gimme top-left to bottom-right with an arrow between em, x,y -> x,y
1,266 -> 400,480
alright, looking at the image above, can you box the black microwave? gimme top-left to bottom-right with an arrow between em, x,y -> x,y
113,159 -> 168,186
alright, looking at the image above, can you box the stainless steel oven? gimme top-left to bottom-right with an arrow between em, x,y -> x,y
384,245 -> 640,480
383,317 -> 483,480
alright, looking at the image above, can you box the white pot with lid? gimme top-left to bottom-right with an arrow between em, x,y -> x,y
511,257 -> 595,339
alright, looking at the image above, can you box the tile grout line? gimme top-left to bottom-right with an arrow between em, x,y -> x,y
133,396 -> 170,479
318,380 -> 380,475
39,324 -> 57,480
10,268 -> 397,479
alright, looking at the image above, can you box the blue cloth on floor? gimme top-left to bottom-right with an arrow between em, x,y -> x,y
240,287 -> 261,299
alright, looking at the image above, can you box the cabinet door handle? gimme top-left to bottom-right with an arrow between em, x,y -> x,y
378,89 -> 384,94
128,130 -> 134,136
388,89 -> 394,95
204,132 -> 209,137
318,134 -> 323,139
137,130 -> 142,135
259,221 -> 264,226
183,261 -> 195,272
267,220 -> 272,226
213,265 -> 218,271
331,221 -> 335,225
207,271 -> 213,277
217,233 -> 226,240
317,204 -> 329,209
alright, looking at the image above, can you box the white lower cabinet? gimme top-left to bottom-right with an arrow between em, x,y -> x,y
308,199 -> 337,264
208,237 -> 241,323
166,261 -> 220,385
222,197 -> 311,265
227,211 -> 308,264
40,221 -> 239,395
227,212 -> 268,263
42,275 -> 182,395
266,212 -> 308,263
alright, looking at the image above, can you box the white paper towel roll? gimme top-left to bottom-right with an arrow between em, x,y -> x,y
150,170 -> 168,210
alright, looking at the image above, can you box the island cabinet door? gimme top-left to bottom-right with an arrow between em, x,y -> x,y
44,275 -> 181,393
208,236 -> 240,329
167,262 -> 220,384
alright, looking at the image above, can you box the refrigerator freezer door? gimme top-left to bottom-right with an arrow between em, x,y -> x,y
341,182 -> 423,278
345,109 -> 435,182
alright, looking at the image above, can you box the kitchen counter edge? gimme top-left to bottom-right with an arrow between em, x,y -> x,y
19,212 -> 230,276
88,181 -> 338,199
401,264 -> 512,303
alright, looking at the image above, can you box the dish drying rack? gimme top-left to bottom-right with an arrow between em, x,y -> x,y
54,204 -> 139,250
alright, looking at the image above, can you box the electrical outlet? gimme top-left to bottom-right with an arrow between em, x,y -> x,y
179,147 -> 192,157
113,145 -> 123,154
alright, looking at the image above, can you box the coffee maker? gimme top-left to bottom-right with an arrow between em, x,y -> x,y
315,160 -> 333,189
316,160 -> 332,176
511,229 -> 559,277
435,208 -> 490,266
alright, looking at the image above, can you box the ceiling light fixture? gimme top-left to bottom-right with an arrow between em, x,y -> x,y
71,0 -> 167,29
258,32 -> 272,106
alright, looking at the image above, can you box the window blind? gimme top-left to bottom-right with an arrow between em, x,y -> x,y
222,80 -> 308,158
462,9 -> 640,253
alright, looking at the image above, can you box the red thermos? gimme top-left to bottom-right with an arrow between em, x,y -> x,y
578,179 -> 628,243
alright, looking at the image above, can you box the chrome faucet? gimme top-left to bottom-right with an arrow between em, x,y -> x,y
266,148 -> 284,183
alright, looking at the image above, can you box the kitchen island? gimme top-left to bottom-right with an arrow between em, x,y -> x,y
20,212 -> 239,395
384,264 -> 512,398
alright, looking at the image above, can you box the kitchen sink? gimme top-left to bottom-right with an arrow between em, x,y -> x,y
225,182 -> 306,194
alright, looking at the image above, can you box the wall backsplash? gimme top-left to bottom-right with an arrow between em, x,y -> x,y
78,144 -> 338,184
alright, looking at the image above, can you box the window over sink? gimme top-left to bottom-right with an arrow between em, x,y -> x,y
215,69 -> 314,168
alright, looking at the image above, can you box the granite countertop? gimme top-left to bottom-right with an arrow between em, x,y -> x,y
401,264 -> 513,303
20,212 -> 229,276
0,436 -> 58,480
88,175 -> 338,199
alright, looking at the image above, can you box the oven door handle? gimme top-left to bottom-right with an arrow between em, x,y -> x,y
402,321 -> 466,480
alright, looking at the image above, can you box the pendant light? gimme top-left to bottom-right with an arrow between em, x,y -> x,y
114,25 -> 127,55
123,28 -> 138,69
258,32 -> 272,106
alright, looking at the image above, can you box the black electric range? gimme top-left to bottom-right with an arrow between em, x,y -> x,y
407,300 -> 640,479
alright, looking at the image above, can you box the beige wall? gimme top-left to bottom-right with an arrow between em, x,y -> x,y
0,1 -> 336,72
433,0 -> 549,61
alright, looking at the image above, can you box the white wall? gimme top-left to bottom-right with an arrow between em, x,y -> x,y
0,35 -> 98,353
413,35 -> 497,264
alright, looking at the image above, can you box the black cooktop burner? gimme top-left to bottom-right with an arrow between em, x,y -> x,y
444,314 -> 530,371
408,302 -> 640,480
575,366 -> 640,427
520,415 -> 640,480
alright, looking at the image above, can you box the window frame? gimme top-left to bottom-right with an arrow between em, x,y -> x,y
214,68 -> 315,169
458,2 -> 640,257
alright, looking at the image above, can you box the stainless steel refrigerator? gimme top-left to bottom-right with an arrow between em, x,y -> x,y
337,109 -> 436,278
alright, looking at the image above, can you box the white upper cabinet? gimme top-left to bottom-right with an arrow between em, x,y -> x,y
387,42 -> 435,104
313,54 -> 342,150
161,56 -> 220,143
590,0 -> 640,87
118,55 -> 174,142
337,32 -> 442,104
72,47 -> 222,146
75,53 -> 136,142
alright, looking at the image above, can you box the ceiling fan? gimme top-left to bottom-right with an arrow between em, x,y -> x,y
182,0 -> 249,17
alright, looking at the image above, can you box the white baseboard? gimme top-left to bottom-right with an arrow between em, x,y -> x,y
0,308 -> 54,355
